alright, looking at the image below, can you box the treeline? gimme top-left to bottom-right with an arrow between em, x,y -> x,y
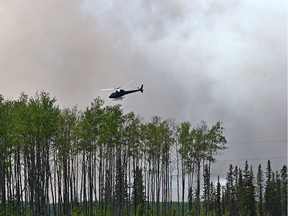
0,92 -> 286,216
221,160 -> 287,216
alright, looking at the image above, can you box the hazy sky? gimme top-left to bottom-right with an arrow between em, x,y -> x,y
0,0 -> 287,175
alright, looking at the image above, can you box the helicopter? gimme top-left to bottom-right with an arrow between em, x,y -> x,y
101,81 -> 144,100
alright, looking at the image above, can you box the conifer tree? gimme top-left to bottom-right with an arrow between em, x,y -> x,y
247,164 -> 256,216
236,168 -> 244,216
203,164 -> 211,215
256,164 -> 264,216
226,164 -> 236,215
216,176 -> 221,216
237,162 -> 256,216
281,165 -> 287,216
275,171 -> 282,216
265,160 -> 275,215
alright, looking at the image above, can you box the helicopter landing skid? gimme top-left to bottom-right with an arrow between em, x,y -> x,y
112,97 -> 124,101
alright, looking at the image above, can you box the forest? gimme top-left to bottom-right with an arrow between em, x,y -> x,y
0,91 -> 286,216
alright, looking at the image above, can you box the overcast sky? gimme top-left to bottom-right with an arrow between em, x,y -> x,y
0,0 -> 287,175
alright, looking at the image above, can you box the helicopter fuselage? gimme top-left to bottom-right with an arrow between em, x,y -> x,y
109,85 -> 143,99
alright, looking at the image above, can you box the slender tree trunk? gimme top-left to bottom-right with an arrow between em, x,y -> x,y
181,160 -> 185,216
196,159 -> 201,216
156,159 -> 160,216
176,143 -> 180,216
88,151 -> 93,216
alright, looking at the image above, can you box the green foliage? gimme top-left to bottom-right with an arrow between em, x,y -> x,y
0,92 -> 286,216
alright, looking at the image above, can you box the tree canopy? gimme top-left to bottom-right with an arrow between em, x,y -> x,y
0,92 -> 286,216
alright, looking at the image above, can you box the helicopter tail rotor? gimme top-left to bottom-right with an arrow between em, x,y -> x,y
138,85 -> 144,93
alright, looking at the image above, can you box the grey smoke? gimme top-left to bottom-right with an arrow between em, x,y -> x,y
0,0 -> 286,174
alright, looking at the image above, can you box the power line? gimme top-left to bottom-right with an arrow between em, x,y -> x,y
216,156 -> 287,163
227,139 -> 287,145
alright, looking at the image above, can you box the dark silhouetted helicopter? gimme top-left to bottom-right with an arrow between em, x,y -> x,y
101,81 -> 144,100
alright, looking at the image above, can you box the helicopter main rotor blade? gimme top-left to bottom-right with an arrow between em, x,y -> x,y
100,88 -> 117,91
100,80 -> 134,91
123,80 -> 134,87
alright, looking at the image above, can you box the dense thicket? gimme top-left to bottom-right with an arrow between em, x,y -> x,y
0,92 -> 286,216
